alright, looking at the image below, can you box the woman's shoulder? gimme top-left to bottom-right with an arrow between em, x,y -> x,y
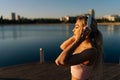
85,47 -> 97,51
82,47 -> 97,54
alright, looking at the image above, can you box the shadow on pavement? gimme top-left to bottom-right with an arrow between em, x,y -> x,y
0,78 -> 30,80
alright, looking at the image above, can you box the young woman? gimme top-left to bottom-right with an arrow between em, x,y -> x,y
55,15 -> 103,80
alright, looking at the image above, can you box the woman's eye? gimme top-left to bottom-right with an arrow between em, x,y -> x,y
75,26 -> 79,29
75,27 -> 78,29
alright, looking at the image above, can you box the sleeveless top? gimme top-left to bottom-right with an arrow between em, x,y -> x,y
71,64 -> 92,80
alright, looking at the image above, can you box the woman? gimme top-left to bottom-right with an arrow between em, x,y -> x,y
55,15 -> 103,80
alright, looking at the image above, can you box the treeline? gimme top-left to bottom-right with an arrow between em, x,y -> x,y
0,18 -> 62,24
1,18 -> 120,25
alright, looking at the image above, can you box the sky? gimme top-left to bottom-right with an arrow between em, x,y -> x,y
0,0 -> 120,19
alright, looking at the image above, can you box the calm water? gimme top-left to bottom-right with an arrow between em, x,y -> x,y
0,24 -> 120,67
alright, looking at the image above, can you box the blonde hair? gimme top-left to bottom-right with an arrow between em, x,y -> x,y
77,15 -> 103,80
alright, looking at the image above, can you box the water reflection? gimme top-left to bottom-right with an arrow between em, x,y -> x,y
0,26 -> 5,39
65,24 -> 70,36
0,25 -> 22,39
107,25 -> 114,35
99,25 -> 120,63
0,24 -> 74,40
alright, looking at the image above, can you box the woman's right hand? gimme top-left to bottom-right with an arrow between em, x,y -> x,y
60,36 -> 75,50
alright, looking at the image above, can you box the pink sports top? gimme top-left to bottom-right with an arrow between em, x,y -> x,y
71,64 -> 92,80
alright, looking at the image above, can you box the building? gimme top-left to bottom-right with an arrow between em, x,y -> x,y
60,16 -> 76,23
17,15 -> 21,20
60,9 -> 95,23
88,9 -> 95,18
60,16 -> 69,22
0,16 -> 3,20
11,12 -> 16,20
103,15 -> 120,21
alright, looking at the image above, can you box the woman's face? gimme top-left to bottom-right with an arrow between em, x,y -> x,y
72,19 -> 83,37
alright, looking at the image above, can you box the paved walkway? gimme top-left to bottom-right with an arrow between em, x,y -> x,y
0,62 -> 119,80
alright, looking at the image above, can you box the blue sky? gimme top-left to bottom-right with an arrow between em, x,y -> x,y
0,0 -> 120,19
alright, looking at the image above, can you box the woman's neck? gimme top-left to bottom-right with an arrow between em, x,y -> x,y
81,38 -> 92,47
74,38 -> 92,53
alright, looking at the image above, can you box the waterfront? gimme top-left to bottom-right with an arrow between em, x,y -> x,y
98,22 -> 120,26
0,24 -> 120,67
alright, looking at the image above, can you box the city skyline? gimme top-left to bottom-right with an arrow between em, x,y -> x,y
0,0 -> 120,19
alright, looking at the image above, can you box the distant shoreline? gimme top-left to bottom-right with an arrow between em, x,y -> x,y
97,22 -> 120,26
1,22 -> 120,26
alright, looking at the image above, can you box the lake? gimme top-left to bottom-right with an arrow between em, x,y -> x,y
0,24 -> 120,67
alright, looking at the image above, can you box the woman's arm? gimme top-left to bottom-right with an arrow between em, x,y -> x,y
64,48 -> 97,66
56,45 -> 97,66
55,39 -> 82,66
60,36 -> 75,50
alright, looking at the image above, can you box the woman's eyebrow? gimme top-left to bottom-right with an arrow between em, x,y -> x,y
75,24 -> 80,27
75,24 -> 78,26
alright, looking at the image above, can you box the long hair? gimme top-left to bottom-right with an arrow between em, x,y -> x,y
77,15 -> 103,80
89,18 -> 103,80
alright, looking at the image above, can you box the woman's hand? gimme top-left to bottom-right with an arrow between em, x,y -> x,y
55,54 -> 65,66
60,36 -> 75,50
55,57 -> 61,66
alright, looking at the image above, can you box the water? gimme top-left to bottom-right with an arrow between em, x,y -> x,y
0,24 -> 120,67
100,25 -> 120,63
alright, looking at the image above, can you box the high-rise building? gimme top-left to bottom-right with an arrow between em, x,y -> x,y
11,12 -> 16,20
17,15 -> 21,20
88,9 -> 95,18
0,16 -> 3,20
